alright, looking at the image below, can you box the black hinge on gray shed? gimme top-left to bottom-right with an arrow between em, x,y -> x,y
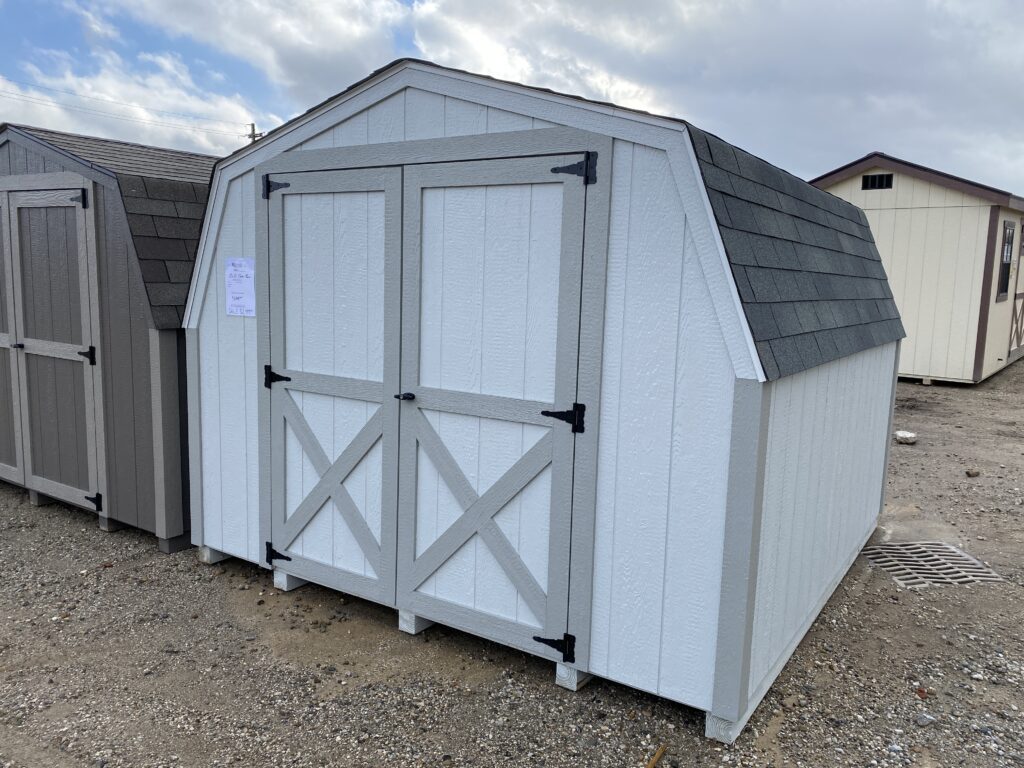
264,365 -> 291,389
533,633 -> 576,663
265,542 -> 292,565
77,346 -> 96,365
541,402 -> 586,433
84,492 -> 102,512
262,174 -> 291,199
551,151 -> 597,185
69,188 -> 88,208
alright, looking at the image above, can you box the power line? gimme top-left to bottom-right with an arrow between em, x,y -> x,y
0,89 -> 247,137
0,75 -> 251,127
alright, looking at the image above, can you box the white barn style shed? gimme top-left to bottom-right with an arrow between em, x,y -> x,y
185,60 -> 904,741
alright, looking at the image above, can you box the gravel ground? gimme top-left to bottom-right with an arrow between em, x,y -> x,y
1,362 -> 1022,767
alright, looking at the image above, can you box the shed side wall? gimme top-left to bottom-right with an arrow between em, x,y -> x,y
0,135 -> 159,531
192,90 -> 555,562
749,340 -> 897,701
587,140 -> 734,710
825,170 -> 988,381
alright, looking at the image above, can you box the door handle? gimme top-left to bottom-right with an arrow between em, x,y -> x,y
11,343 -> 25,349
394,392 -> 416,401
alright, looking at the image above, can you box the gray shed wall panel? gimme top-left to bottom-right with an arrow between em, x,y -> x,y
93,182 -> 158,532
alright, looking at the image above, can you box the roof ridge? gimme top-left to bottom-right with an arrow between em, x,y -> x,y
8,123 -> 220,161
810,150 -> 1018,201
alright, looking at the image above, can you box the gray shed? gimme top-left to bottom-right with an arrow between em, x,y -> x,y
0,124 -> 217,551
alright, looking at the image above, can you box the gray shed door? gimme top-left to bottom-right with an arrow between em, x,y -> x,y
267,168 -> 402,605
262,148 -> 602,665
1,188 -> 102,508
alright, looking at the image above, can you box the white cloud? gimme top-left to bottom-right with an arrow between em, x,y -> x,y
1,49 -> 276,156
13,0 -> 1024,191
63,0 -> 121,41
406,0 -> 1024,191
93,0 -> 409,105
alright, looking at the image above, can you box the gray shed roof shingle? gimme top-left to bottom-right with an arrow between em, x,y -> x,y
688,125 -> 904,380
6,124 -> 219,329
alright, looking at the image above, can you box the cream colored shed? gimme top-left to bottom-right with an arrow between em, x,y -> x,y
813,153 -> 1024,382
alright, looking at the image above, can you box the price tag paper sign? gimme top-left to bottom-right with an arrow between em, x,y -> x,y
225,258 -> 255,317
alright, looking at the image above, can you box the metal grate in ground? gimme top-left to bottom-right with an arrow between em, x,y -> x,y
861,541 -> 1003,588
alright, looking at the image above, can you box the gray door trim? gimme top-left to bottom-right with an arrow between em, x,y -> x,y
0,190 -> 25,484
6,184 -> 105,510
395,152 -> 597,663
263,166 -> 402,606
259,127 -> 610,176
562,145 -> 613,671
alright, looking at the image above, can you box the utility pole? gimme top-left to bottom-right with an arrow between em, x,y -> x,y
246,122 -> 264,143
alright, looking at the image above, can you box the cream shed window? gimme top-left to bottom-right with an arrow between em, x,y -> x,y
997,221 -> 1015,300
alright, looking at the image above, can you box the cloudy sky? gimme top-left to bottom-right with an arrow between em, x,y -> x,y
1,0 -> 1020,189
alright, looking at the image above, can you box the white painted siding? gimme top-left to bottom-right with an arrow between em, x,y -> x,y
826,171 -> 989,381
748,341 -> 896,700
294,88 -> 554,150
197,171 -> 261,562
588,140 -> 735,710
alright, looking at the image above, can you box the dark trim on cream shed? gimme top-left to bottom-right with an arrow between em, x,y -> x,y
974,206 -> 1002,382
811,152 -> 1024,213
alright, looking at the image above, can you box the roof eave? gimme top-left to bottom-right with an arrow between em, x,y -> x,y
811,152 -> 1019,209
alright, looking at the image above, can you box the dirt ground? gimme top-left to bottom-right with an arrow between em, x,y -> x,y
1,363 -> 1022,767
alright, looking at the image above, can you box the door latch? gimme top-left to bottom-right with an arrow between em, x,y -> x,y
77,346 -> 96,365
394,392 -> 416,400
11,343 -> 25,349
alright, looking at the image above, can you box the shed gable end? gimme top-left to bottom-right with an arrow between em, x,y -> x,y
292,87 -> 557,151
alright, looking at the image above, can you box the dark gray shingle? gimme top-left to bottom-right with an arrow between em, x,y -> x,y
689,125 -> 903,380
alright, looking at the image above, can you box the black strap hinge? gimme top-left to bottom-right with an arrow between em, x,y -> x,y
533,633 -> 576,663
70,188 -> 88,208
77,346 -> 96,365
550,151 -> 597,185
85,492 -> 102,512
262,174 -> 290,199
264,364 -> 291,389
540,402 -> 585,433
265,541 -> 292,565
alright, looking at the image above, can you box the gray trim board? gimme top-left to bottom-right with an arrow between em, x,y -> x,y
150,328 -> 185,541
707,378 -> 771,742
186,327 -> 205,547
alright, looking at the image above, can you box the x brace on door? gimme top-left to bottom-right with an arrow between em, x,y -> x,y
405,409 -> 552,622
272,391 -> 383,571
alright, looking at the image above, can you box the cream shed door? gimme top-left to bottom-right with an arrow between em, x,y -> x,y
267,168 -> 401,605
396,155 -> 591,663
3,188 -> 102,508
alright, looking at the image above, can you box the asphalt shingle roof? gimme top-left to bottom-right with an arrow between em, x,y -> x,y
688,125 -> 905,380
10,125 -> 218,329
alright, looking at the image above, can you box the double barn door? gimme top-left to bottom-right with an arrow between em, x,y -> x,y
0,181 -> 104,512
262,144 -> 606,664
